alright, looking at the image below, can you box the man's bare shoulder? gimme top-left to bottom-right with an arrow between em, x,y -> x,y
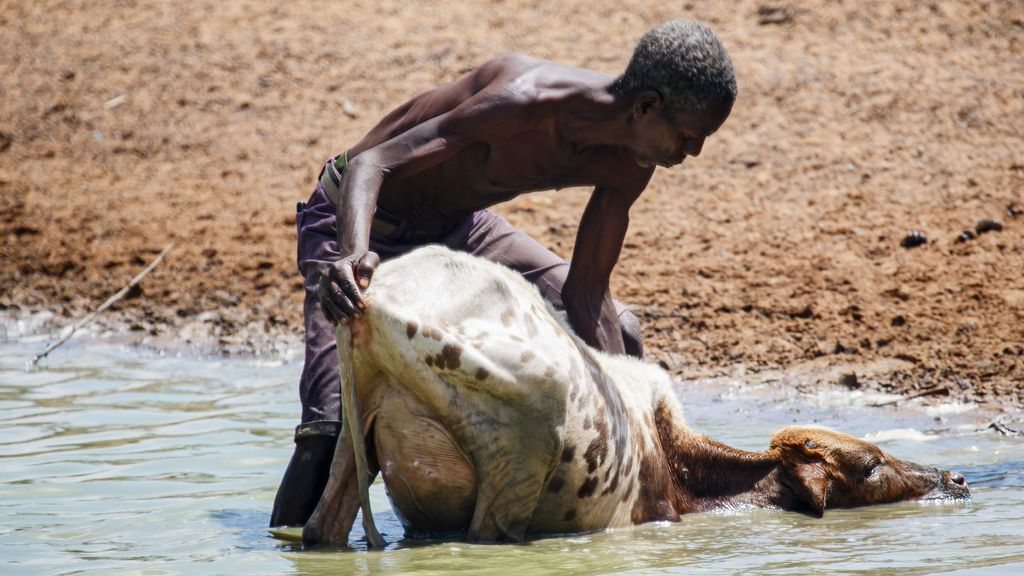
476,53 -> 543,76
471,55 -> 610,104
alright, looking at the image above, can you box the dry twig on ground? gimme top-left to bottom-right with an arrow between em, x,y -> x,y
27,243 -> 174,367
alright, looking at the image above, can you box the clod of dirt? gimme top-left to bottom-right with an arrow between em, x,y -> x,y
956,229 -> 976,243
757,5 -> 794,25
883,286 -> 911,301
975,218 -> 1004,234
124,284 -> 144,300
0,132 -> 12,154
834,341 -> 858,354
839,372 -> 860,389
900,230 -> 927,248
1009,204 -> 1023,218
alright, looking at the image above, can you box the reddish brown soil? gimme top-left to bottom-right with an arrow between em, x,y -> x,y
2,1 -> 1021,407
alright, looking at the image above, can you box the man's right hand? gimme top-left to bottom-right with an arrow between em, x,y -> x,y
316,251 -> 380,325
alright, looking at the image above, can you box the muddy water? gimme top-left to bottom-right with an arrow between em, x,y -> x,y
2,336 -> 1022,575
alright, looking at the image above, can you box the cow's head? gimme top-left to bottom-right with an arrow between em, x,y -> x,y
769,426 -> 970,517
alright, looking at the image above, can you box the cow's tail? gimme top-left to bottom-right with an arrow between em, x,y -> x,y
335,323 -> 386,548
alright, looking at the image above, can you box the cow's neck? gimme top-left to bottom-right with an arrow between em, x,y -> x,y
655,402 -> 798,513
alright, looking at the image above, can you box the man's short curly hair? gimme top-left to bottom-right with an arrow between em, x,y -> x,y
612,20 -> 737,115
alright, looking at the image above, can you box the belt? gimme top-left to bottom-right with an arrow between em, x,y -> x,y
317,152 -> 449,243
318,151 -> 348,206
294,420 -> 341,441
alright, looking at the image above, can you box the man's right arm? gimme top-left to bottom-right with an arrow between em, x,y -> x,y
317,85 -> 527,326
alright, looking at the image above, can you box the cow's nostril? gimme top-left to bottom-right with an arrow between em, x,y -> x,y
949,472 -> 966,486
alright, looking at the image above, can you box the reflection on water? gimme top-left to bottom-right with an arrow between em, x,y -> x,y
1,337 -> 1022,575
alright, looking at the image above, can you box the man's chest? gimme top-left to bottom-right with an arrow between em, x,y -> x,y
473,137 -> 622,194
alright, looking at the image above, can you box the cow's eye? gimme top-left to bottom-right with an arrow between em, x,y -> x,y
863,461 -> 880,479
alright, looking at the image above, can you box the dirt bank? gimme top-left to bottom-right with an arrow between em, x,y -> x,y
1,1 -> 1021,407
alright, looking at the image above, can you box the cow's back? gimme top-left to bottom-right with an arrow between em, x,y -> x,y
357,246 -> 677,536
363,246 -> 583,398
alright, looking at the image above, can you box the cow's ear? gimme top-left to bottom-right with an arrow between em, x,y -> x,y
771,431 -> 830,517
781,458 -> 830,517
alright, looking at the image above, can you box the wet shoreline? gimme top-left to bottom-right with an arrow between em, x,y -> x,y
5,309 -> 1022,424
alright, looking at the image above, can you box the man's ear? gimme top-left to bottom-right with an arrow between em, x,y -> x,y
772,432 -> 830,517
633,91 -> 662,119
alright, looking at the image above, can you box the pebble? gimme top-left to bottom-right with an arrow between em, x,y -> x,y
956,229 -> 976,243
900,230 -> 927,248
975,218 -> 1003,234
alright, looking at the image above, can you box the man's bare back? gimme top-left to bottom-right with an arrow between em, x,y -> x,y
350,56 -> 648,228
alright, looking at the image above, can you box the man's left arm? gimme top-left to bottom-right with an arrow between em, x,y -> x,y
561,181 -> 647,354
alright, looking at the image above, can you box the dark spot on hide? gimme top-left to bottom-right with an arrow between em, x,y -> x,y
563,508 -> 576,521
561,444 -> 576,463
475,367 -> 489,380
439,343 -> 463,370
547,475 -> 565,493
500,308 -> 515,326
406,321 -> 418,339
520,350 -> 534,363
584,435 -> 607,474
577,476 -> 598,498
425,356 -> 434,368
544,365 -> 556,378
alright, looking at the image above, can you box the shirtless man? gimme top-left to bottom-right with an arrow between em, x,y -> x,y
270,20 -> 737,527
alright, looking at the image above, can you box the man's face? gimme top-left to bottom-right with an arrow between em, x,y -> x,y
632,97 -> 733,169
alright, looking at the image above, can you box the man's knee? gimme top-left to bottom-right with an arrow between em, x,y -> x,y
617,306 -> 644,359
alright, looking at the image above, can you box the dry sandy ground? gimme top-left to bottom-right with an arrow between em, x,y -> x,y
1,1 -> 1022,409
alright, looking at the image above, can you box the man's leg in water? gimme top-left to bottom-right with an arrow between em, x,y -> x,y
271,180 -> 434,527
270,181 -> 344,528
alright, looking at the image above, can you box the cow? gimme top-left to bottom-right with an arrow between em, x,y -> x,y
300,245 -> 969,547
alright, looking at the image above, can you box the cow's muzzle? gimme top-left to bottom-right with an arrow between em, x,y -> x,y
922,468 -> 971,501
